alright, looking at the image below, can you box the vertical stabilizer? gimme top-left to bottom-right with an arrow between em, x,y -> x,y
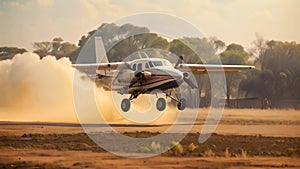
95,37 -> 109,63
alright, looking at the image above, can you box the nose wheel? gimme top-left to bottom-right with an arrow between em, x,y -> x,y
164,89 -> 187,110
177,98 -> 187,110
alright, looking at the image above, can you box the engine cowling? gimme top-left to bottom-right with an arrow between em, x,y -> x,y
135,71 -> 151,79
143,71 -> 151,79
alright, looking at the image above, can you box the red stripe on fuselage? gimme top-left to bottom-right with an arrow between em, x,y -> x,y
143,75 -> 173,85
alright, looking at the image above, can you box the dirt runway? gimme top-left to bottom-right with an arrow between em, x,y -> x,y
0,109 -> 299,168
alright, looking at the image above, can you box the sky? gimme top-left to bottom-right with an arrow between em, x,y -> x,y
0,0 -> 299,51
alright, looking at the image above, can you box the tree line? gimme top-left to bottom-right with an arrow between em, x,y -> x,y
0,23 -> 299,109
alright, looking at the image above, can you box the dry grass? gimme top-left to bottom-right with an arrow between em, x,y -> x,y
233,149 -> 248,158
224,147 -> 231,158
202,149 -> 215,157
241,149 -> 248,158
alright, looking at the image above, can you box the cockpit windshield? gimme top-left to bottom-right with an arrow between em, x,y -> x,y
152,61 -> 163,66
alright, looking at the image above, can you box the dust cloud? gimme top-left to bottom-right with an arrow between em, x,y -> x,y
0,52 -> 178,124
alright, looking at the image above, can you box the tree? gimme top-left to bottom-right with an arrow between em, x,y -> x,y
52,37 -> 63,54
262,41 -> 300,106
249,33 -> 268,70
56,42 -> 78,60
214,40 -> 226,52
168,39 -> 199,63
76,23 -> 153,63
226,43 -> 244,52
219,43 -> 249,107
0,47 -> 27,60
240,40 -> 300,108
33,41 -> 52,57
209,36 -> 226,53
105,33 -> 169,62
168,37 -> 215,64
33,38 -> 78,60
239,69 -> 275,108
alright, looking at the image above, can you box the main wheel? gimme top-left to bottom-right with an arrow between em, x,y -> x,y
156,98 -> 166,111
177,98 -> 186,110
121,98 -> 131,112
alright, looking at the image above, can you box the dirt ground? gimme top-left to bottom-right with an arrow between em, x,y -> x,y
1,148 -> 300,169
0,109 -> 300,168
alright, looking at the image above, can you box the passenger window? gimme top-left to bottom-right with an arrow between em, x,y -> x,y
137,63 -> 142,70
145,63 -> 149,68
132,64 -> 136,70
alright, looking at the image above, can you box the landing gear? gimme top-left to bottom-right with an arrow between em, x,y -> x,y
177,98 -> 186,110
119,91 -> 142,112
165,89 -> 187,110
121,98 -> 131,112
156,98 -> 166,111
120,89 -> 186,112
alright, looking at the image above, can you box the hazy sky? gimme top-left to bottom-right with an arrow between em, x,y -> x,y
0,0 -> 299,51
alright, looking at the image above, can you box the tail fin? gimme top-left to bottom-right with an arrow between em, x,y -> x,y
94,37 -> 109,63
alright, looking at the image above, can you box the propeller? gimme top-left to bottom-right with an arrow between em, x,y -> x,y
183,72 -> 198,89
175,56 -> 197,89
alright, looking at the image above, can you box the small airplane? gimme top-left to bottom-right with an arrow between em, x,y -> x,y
73,37 -> 254,112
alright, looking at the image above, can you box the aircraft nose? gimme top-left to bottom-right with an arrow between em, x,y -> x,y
172,71 -> 184,81
179,73 -> 184,80
160,69 -> 184,82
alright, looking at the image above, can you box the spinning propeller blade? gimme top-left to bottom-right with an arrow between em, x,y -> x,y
174,55 -> 184,68
176,56 -> 197,89
183,75 -> 198,89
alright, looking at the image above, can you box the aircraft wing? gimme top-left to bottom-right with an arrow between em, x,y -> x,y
177,64 -> 255,74
73,62 -> 130,74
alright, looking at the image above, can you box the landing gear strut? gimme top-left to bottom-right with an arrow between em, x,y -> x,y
120,89 -> 186,112
165,89 -> 187,110
119,91 -> 142,112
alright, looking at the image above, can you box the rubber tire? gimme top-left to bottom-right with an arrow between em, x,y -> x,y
156,98 -> 166,111
121,98 -> 131,112
177,98 -> 187,110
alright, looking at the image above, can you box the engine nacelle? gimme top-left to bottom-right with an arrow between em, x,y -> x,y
143,71 -> 152,79
135,71 -> 152,79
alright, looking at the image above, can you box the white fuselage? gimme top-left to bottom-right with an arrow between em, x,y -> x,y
104,58 -> 184,94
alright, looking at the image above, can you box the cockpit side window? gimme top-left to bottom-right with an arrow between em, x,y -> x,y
132,64 -> 136,71
145,63 -> 149,68
148,62 -> 154,67
137,63 -> 142,70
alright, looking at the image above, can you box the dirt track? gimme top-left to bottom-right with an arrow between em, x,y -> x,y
0,132 -> 299,157
0,126 -> 299,168
0,109 -> 300,168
